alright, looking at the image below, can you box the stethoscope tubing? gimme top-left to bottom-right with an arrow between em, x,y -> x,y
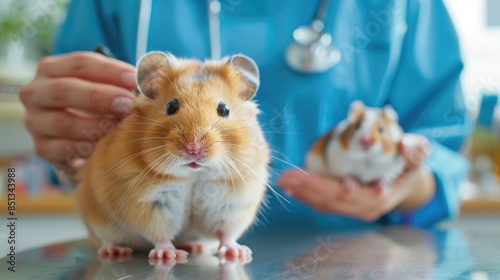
136,0 -> 339,72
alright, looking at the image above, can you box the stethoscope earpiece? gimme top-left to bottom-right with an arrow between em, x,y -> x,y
285,1 -> 341,73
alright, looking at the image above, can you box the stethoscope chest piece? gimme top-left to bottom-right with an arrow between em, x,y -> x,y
285,23 -> 341,73
285,0 -> 341,74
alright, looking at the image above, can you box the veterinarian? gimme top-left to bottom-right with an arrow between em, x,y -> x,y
19,0 -> 469,227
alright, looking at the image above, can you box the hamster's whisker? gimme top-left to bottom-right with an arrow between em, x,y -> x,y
123,121 -> 173,130
261,131 -> 302,135
119,130 -> 168,135
162,72 -> 182,97
108,155 -> 169,232
113,151 -> 170,218
89,138 -> 165,155
128,113 -> 171,129
256,203 -> 271,225
213,157 -> 234,194
223,120 -> 295,132
91,145 -> 167,185
225,152 -> 290,205
218,143 -> 283,176
267,166 -> 280,176
220,153 -> 247,186
215,143 -> 288,177
260,106 -> 288,126
209,116 -> 223,131
105,151 -> 170,235
144,154 -> 176,208
270,155 -> 308,175
218,155 -> 240,194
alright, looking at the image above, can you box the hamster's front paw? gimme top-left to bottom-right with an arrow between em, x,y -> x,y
149,247 -> 189,262
97,245 -> 133,258
218,242 -> 252,262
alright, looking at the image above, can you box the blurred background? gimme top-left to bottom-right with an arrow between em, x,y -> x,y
0,0 -> 498,254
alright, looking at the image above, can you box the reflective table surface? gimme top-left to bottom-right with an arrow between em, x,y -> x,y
1,214 -> 499,280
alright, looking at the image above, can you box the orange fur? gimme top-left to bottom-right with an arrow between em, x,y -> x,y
309,128 -> 335,160
377,110 -> 396,154
340,109 -> 364,149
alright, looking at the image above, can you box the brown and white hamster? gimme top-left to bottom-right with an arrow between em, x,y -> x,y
75,52 -> 270,262
305,100 -> 405,192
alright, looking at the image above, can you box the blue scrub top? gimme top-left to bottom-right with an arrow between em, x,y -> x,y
53,0 -> 470,227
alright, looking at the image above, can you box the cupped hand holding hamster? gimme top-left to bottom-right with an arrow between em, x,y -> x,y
277,100 -> 434,221
306,100 -> 412,193
75,52 -> 270,262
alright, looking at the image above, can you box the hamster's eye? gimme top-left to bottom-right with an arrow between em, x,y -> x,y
378,126 -> 384,133
217,102 -> 230,118
355,122 -> 361,130
166,98 -> 179,115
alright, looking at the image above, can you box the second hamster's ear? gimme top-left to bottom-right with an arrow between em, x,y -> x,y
136,51 -> 179,99
382,104 -> 398,122
229,54 -> 260,101
348,100 -> 365,122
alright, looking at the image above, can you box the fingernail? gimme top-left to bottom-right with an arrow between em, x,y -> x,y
69,158 -> 86,169
111,97 -> 133,116
121,72 -> 137,88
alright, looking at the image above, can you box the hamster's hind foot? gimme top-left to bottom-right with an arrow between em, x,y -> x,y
149,238 -> 189,262
218,242 -> 252,262
217,230 -> 253,262
97,245 -> 133,260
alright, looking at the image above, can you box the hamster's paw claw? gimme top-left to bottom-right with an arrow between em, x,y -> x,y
218,244 -> 252,263
149,248 -> 189,262
97,245 -> 133,257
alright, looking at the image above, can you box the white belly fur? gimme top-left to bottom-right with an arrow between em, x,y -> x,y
326,141 -> 405,183
141,172 -> 260,246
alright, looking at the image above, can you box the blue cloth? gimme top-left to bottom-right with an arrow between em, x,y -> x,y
53,0 -> 470,227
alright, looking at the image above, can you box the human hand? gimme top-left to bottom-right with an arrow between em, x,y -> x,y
277,133 -> 433,221
19,52 -> 137,170
277,170 -> 416,221
397,133 -> 430,176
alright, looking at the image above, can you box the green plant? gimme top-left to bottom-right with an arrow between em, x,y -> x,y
0,1 -> 29,41
0,0 -> 69,54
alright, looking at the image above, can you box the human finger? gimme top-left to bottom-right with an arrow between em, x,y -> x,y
25,110 -> 119,140
37,52 -> 137,90
20,78 -> 134,116
33,137 -> 93,168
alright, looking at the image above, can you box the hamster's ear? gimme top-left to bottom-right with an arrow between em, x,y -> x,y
229,54 -> 260,101
382,104 -> 398,122
348,100 -> 365,122
136,51 -> 179,99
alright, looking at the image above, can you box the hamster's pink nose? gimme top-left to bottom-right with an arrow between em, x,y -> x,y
185,142 -> 202,155
360,136 -> 373,149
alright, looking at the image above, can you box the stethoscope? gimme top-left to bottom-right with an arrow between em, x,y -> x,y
136,0 -> 341,74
